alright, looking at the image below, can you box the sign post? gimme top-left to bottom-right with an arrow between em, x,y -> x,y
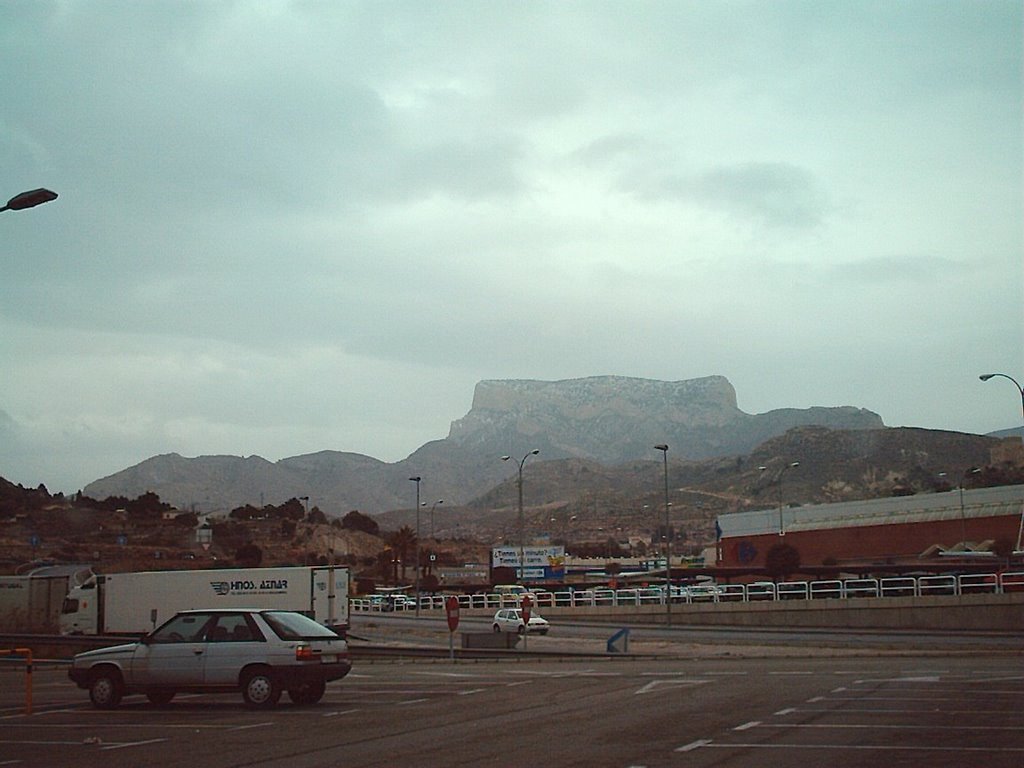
520,594 -> 532,651
445,596 -> 460,661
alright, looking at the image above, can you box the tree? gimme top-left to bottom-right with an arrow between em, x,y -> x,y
765,542 -> 801,580
342,510 -> 380,536
235,542 -> 263,567
306,507 -> 327,525
386,526 -> 416,581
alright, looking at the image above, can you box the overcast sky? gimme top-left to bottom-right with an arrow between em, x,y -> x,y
2,1 -> 1021,495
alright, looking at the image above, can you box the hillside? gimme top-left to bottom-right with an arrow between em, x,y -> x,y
82,375 -> 884,514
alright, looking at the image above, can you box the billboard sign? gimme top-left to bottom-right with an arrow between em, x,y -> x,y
491,546 -> 565,581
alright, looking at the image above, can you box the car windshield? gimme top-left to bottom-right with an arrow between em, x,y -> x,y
262,611 -> 338,640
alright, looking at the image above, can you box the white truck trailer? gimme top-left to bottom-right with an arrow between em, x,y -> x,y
59,566 -> 349,636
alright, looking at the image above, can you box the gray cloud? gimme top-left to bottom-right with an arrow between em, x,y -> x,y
1,1 -> 1019,494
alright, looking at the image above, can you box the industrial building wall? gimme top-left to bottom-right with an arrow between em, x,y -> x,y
717,513 -> 1021,569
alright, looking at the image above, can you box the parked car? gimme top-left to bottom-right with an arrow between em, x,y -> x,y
492,584 -> 538,604
492,608 -> 549,635
68,609 -> 351,709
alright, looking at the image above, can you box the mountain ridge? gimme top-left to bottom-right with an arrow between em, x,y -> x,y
82,375 -> 887,513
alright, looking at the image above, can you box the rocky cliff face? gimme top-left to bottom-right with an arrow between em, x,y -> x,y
447,375 -> 882,463
83,375 -> 885,514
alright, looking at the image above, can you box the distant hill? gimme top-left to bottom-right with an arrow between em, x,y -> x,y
82,375 -> 889,515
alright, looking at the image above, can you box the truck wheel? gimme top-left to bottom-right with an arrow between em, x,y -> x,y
146,690 -> 176,706
89,668 -> 124,710
241,668 -> 281,708
287,679 -> 326,705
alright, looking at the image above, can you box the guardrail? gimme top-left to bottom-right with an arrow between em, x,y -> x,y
351,570 -> 1024,612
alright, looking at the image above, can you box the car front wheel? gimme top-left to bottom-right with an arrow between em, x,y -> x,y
88,668 -> 123,710
287,679 -> 326,705
242,668 -> 281,708
492,624 -> 501,633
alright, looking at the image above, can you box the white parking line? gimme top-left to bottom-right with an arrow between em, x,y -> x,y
101,738 -> 168,751
458,688 -> 486,696
322,709 -> 360,717
754,722 -> 1024,733
733,721 -> 760,731
697,742 -> 1024,754
634,679 -> 710,695
675,739 -> 712,752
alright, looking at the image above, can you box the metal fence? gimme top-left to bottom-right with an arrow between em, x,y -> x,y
350,570 -> 1024,612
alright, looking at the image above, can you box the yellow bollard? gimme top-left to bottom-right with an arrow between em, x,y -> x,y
0,648 -> 33,715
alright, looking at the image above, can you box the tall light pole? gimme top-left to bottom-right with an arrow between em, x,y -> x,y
654,444 -> 671,626
979,373 -> 1024,551
759,461 -> 800,535
1,188 -> 58,213
423,499 -> 443,539
409,476 -> 421,617
958,467 -> 981,547
502,450 -> 539,582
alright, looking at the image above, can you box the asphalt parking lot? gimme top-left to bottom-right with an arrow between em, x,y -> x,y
1,652 -> 1022,767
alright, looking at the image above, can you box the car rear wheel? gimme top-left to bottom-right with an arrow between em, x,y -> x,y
146,690 -> 175,706
287,679 -> 326,705
88,668 -> 123,710
492,623 -> 501,633
242,668 -> 281,708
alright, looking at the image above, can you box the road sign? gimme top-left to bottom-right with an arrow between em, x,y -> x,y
445,596 -> 460,632
520,594 -> 532,625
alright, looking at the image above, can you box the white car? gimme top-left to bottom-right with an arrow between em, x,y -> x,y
68,609 -> 351,709
492,608 -> 549,635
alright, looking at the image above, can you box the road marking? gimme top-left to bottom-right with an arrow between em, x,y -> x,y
830,687 -> 847,693
769,671 -> 813,675
101,738 -> 168,751
774,708 -> 796,716
322,709 -> 360,717
807,696 -> 824,703
398,698 -> 429,705
734,721 -> 760,731
458,688 -> 486,696
675,739 -> 712,752
754,722 -> 1024,732
854,676 -> 940,684
635,679 -> 710,695
701,742 -> 1024,753
228,722 -> 272,731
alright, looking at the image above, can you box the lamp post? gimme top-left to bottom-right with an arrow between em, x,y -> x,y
409,476 -> 421,617
959,467 -> 981,548
423,499 -> 443,539
502,450 -> 540,582
979,373 -> 1024,551
1,188 -> 58,213
759,461 -> 800,535
654,444 -> 671,626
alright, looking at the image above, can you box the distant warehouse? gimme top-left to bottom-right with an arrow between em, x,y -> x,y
716,484 -> 1024,569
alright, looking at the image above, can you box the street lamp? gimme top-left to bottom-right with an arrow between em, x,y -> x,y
759,461 -> 800,535
979,373 -> 1024,551
502,450 -> 540,582
422,499 -> 443,539
958,467 -> 981,548
654,444 -> 671,626
979,373 -> 1024,421
409,476 -> 421,617
1,188 -> 58,213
